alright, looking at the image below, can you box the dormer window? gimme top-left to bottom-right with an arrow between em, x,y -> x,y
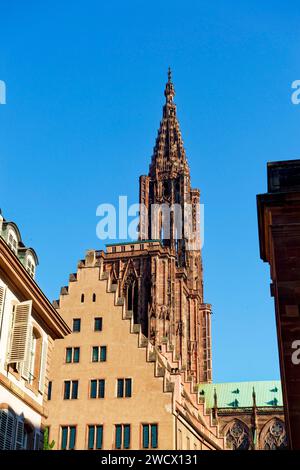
8,231 -> 18,254
26,256 -> 35,278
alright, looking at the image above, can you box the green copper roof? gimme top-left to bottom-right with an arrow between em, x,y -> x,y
198,381 -> 283,409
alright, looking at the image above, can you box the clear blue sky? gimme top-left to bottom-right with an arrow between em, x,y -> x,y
1,1 -> 299,382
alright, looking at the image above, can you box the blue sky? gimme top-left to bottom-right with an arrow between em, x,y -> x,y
1,1 -> 299,382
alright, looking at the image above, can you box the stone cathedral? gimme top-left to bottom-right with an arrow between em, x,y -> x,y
46,71 -> 287,450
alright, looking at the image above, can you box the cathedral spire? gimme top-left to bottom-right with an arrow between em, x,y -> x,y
149,69 -> 189,178
164,67 -> 175,103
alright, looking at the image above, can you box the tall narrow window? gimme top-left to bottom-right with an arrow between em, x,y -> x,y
115,424 -> 130,450
125,378 -> 132,397
124,425 -> 130,449
99,379 -> 105,398
71,381 -> 78,399
92,346 -> 99,362
81,294 -> 84,303
73,347 -> 80,363
47,381 -> 52,401
88,425 -> 103,450
64,381 -> 71,399
90,380 -> 97,399
142,424 -> 158,449
92,293 -> 96,302
61,426 -> 68,450
117,379 -> 124,398
100,346 -> 107,362
115,425 -> 122,450
61,426 -> 76,450
66,348 -> 72,363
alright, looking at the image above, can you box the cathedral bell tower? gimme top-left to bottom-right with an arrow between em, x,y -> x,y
137,70 -> 211,382
95,70 -> 212,383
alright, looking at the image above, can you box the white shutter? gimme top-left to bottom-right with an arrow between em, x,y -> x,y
15,418 -> 24,450
0,285 -> 6,335
7,300 -> 32,364
21,324 -> 33,381
38,339 -> 47,393
0,410 -> 15,450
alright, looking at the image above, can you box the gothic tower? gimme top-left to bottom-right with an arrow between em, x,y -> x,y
138,70 -> 211,382
93,70 -> 212,383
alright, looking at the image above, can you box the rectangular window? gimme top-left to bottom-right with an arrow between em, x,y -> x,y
66,348 -> 72,363
92,346 -> 99,362
115,424 -> 130,449
124,424 -> 130,449
100,346 -> 106,362
94,317 -> 103,331
125,378 -> 132,397
90,379 -> 105,399
61,426 -> 76,450
88,425 -> 103,450
73,318 -> 81,332
117,379 -> 124,398
64,380 -> 78,400
61,426 -> 68,450
117,378 -> 132,398
92,346 -> 107,362
47,381 -> 52,401
142,424 -> 158,449
142,424 -> 149,449
64,381 -> 71,399
66,347 -> 80,363
90,380 -> 97,399
115,425 -> 122,449
71,380 -> 78,399
99,379 -> 105,398
73,347 -> 80,363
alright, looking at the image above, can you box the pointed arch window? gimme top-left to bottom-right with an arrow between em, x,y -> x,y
261,418 -> 287,450
225,420 -> 250,450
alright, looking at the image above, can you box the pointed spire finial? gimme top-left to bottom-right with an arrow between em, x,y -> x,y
164,67 -> 175,103
213,387 -> 218,408
252,387 -> 257,408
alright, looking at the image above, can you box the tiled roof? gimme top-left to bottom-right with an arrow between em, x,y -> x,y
198,380 -> 282,408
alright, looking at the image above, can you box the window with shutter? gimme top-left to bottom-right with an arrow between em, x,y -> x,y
0,285 -> 6,336
15,418 -> 24,450
7,300 -> 32,364
0,410 -> 15,450
21,325 -> 33,381
38,339 -> 47,393
34,430 -> 42,450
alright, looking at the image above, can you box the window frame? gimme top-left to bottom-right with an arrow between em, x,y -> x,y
72,318 -> 81,333
60,425 -> 77,450
87,424 -> 103,450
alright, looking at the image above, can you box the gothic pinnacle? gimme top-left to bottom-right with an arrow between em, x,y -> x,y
165,67 -> 175,103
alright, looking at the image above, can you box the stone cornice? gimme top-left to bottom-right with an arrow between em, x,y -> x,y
0,237 -> 70,339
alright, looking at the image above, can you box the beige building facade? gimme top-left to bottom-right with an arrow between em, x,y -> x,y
0,212 -> 70,450
46,249 -> 223,450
